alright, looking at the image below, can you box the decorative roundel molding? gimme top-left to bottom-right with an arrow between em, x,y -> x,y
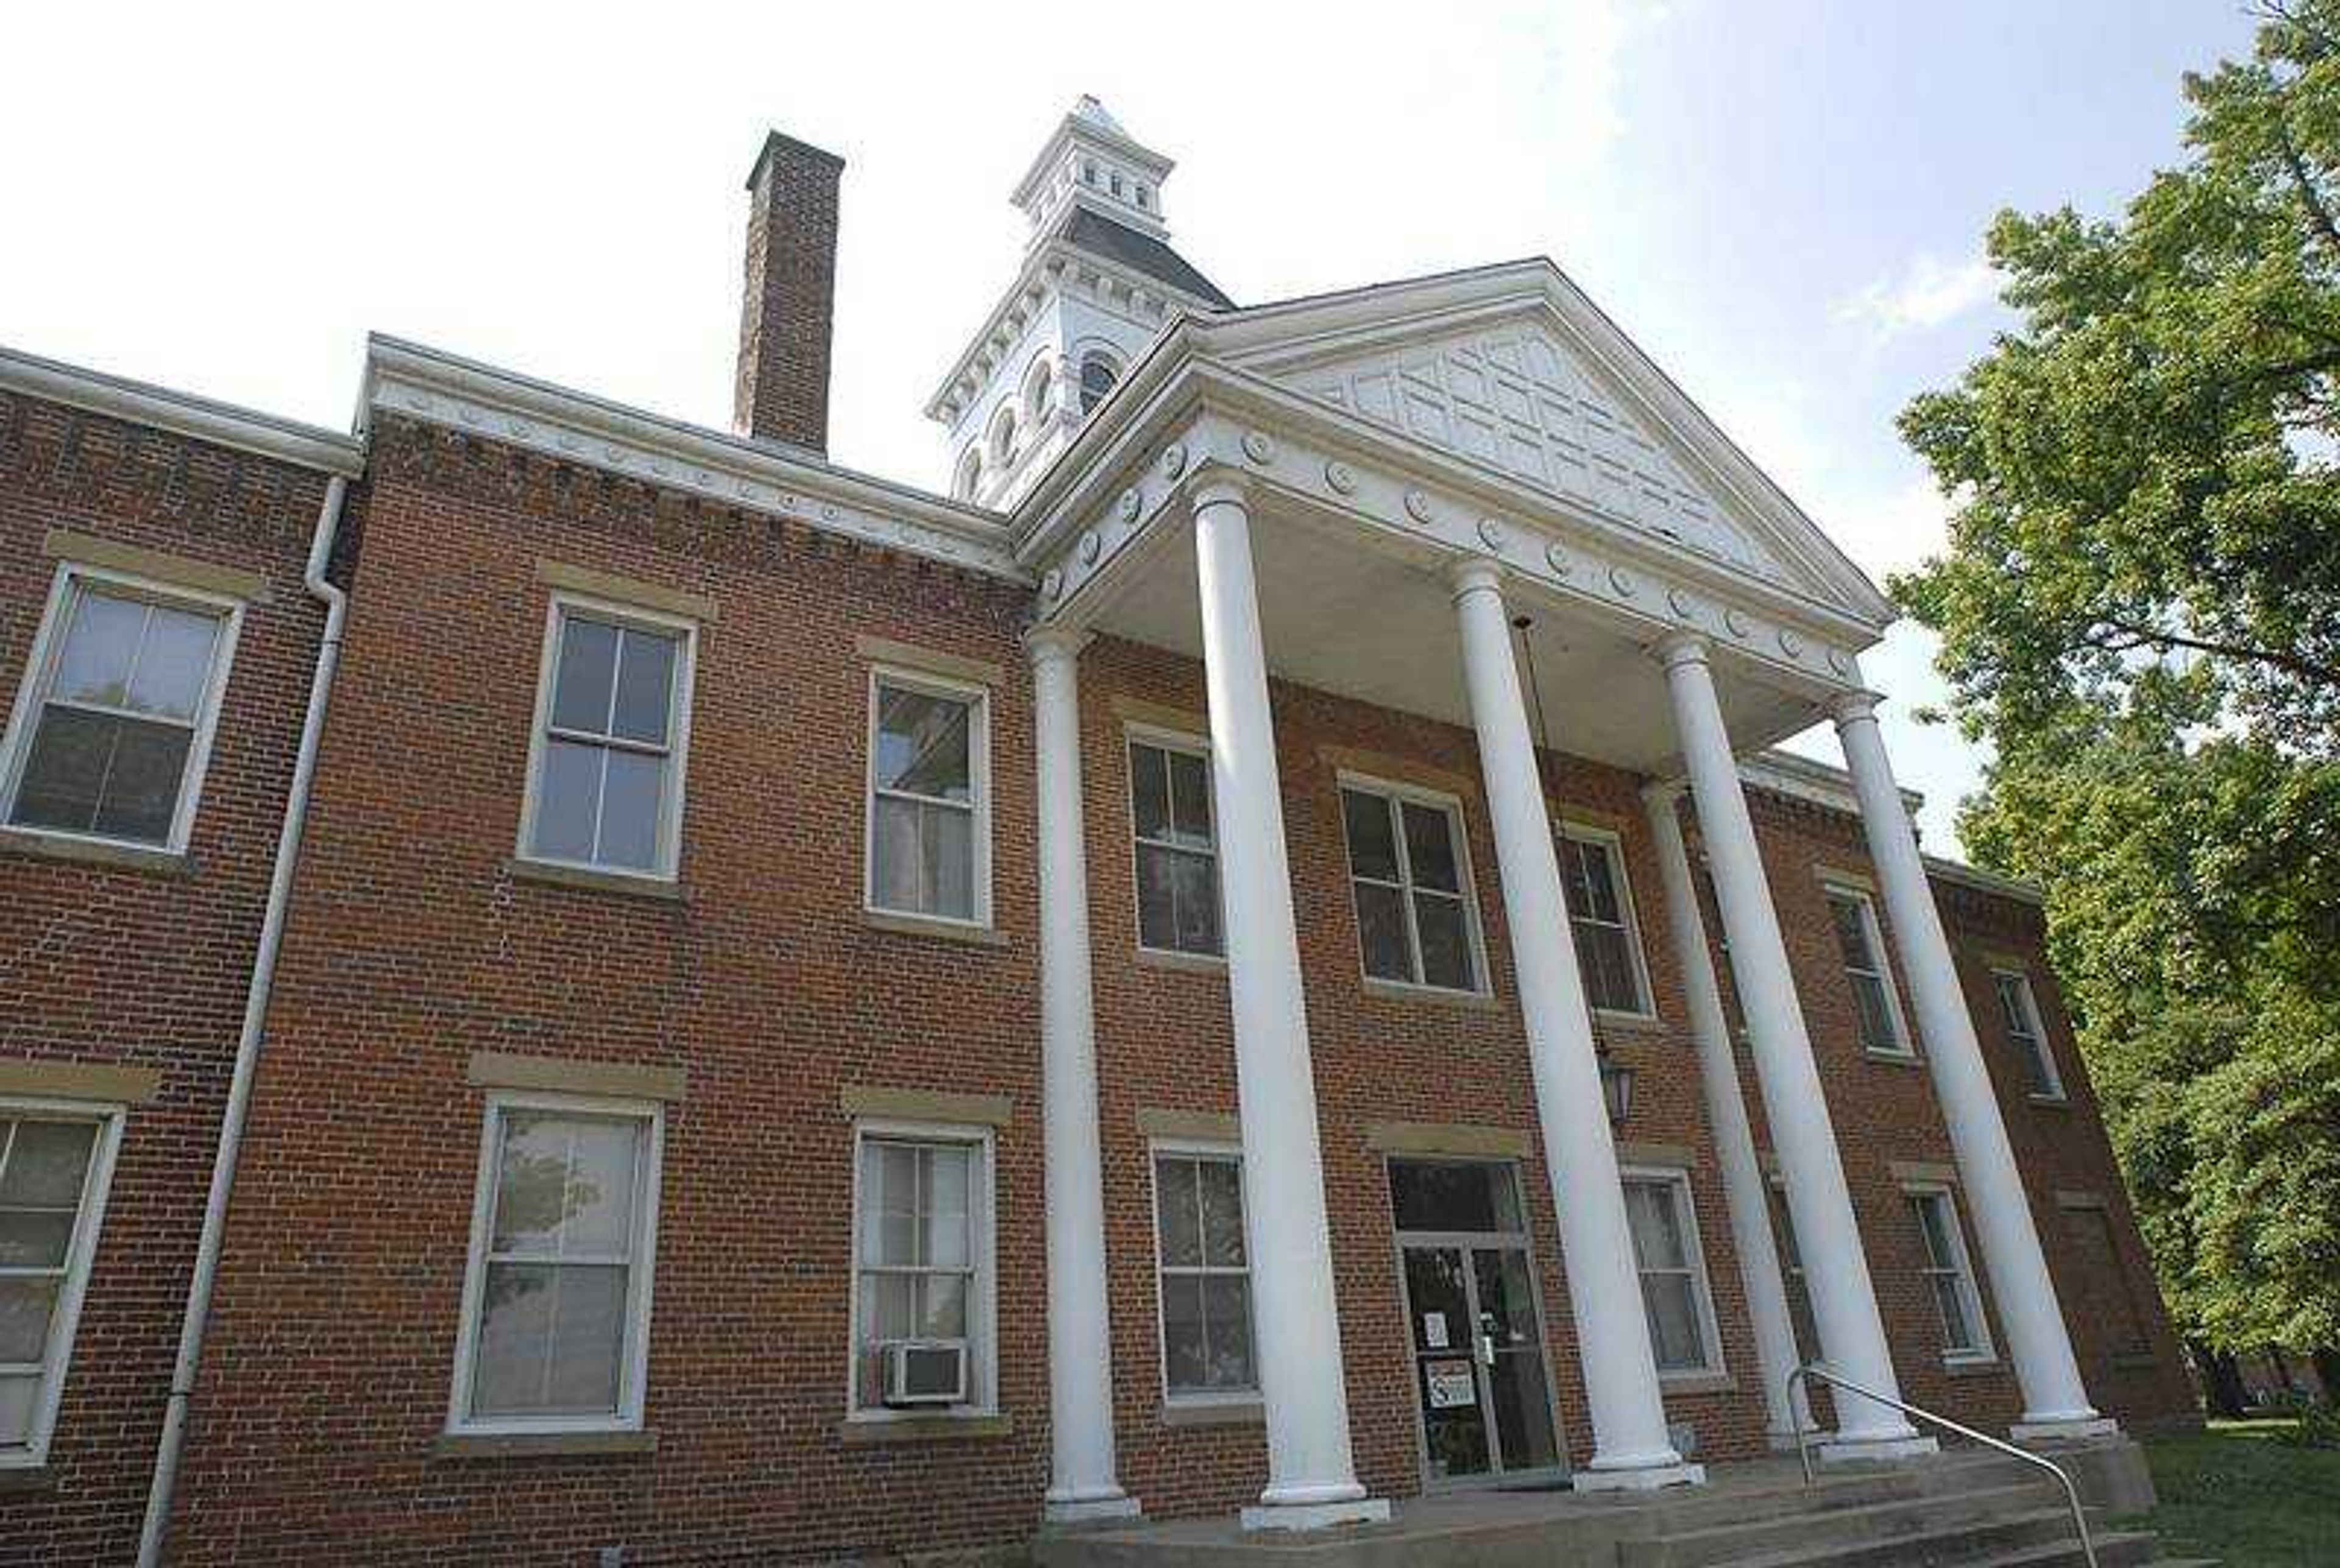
1118,488 -> 1143,523
1079,530 -> 1102,565
1609,566 -> 1637,598
1723,607 -> 1750,638
1242,430 -> 1276,464
1777,628 -> 1804,657
1544,541 -> 1574,575
1477,517 -> 1509,550
1403,488 -> 1436,525
1827,648 -> 1853,676
1324,460 -> 1358,495
1668,587 -> 1695,620
1042,567 -> 1065,601
1160,441 -> 1188,479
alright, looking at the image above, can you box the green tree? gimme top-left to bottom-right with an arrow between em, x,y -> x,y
1895,2 -> 2340,1400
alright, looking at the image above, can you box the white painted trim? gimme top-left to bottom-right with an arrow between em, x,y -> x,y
1555,819 -> 1659,1023
1124,726 -> 1224,962
1144,1138 -> 1260,1408
862,664 -> 994,931
1333,769 -> 1495,999
443,1090 -> 665,1437
843,1119 -> 999,1422
1987,967 -> 2066,1102
1900,1181 -> 1997,1368
1820,882 -> 1915,1060
514,591 -> 698,884
0,1098 -> 126,1469
1618,1163 -> 1729,1382
0,561 -> 247,856
0,343 -> 364,476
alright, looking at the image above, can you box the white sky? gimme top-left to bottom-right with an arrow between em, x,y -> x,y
2,1 -> 2250,852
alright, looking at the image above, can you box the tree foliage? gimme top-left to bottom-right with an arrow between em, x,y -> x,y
1895,4 -> 2340,1364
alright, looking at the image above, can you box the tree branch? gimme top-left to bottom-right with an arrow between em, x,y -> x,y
2087,615 -> 2340,686
2275,117 -> 2340,266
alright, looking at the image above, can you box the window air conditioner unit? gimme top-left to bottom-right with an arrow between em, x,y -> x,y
883,1339 -> 968,1407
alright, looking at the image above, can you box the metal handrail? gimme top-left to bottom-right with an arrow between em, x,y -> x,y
1785,1363 -> 2097,1568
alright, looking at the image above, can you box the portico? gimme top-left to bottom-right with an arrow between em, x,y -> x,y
1008,260 -> 2108,1527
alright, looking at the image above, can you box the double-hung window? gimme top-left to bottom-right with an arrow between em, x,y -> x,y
522,597 -> 695,879
1129,736 -> 1220,957
1620,1169 -> 1723,1376
0,1104 -> 121,1467
1825,887 -> 1910,1055
1557,828 -> 1652,1015
851,1127 -> 994,1415
1,566 -> 241,851
1340,781 -> 1483,993
1151,1148 -> 1255,1400
450,1095 -> 662,1433
867,672 -> 989,926
1907,1186 -> 1991,1363
1764,1178 -> 1821,1361
1991,969 -> 2064,1100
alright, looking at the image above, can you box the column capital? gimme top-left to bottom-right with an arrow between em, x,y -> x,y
1652,631 -> 1711,671
1637,778 -> 1688,811
1827,688 -> 1885,728
1024,623 -> 1094,667
1444,555 -> 1505,600
1188,471 -> 1257,513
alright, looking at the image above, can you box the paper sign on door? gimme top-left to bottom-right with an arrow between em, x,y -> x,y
1425,1360 -> 1478,1410
1422,1312 -> 1449,1349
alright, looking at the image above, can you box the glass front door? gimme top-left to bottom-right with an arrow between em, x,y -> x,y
1391,1159 -> 1565,1486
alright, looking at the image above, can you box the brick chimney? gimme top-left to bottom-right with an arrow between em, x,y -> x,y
734,130 -> 844,453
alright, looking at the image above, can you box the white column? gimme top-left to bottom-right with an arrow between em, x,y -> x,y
1832,694 -> 2115,1441
1028,628 -> 1143,1524
1640,781 -> 1812,1450
1656,635 -> 1932,1460
1450,560 -> 1701,1491
1191,477 -> 1388,1531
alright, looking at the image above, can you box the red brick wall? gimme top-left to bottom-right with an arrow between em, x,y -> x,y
0,388 -> 332,1564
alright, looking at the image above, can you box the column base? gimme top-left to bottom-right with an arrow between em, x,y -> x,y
1766,1427 -> 1811,1453
1239,1497 -> 1390,1532
1572,1460 -> 1706,1492
1817,1431 -> 1939,1465
1044,1491 -> 1143,1525
2010,1415 -> 2121,1444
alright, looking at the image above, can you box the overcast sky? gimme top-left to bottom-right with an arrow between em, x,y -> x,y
2,2 -> 2261,851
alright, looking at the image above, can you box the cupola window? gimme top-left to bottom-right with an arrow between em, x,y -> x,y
1079,355 -> 1119,415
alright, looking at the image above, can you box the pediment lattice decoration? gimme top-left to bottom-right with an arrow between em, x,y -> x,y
1288,323 -> 1794,586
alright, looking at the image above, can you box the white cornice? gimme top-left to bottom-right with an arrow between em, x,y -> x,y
0,342 -> 365,477
363,336 -> 1023,581
1739,748 -> 1924,822
1010,108 -> 1174,213
1922,855 -> 2043,907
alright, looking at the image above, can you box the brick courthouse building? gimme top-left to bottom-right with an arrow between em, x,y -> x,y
1,101 -> 2196,1563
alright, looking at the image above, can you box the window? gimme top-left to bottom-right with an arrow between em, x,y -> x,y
1023,356 -> 1057,425
1129,736 -> 1219,956
1826,888 -> 1909,1055
1992,969 -> 2064,1099
1151,1148 -> 1255,1400
1078,354 -> 1119,414
987,404 -> 1019,464
450,1096 -> 661,1433
1108,171 -> 1124,197
1135,185 -> 1150,210
1620,1170 -> 1723,1376
952,445 -> 983,502
521,598 -> 694,879
0,1104 -> 121,1467
1,566 -> 240,850
1765,1178 -> 1821,1361
1339,781 -> 1484,993
851,1127 -> 994,1414
1907,1186 -> 1991,1363
867,672 -> 989,925
2062,1203 -> 2151,1361
1557,828 -> 1651,1015
1694,862 -> 1745,1026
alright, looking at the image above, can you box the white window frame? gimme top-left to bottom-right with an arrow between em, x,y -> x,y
514,591 -> 699,883
863,665 -> 993,929
1556,821 -> 1657,1020
446,1090 -> 665,1436
845,1119 -> 998,1421
1146,1138 -> 1259,1408
0,561 -> 246,855
1618,1165 -> 1727,1380
1905,1182 -> 1994,1366
1125,724 -> 1222,962
1990,967 -> 2066,1101
1336,771 -> 1492,998
1824,884 -> 1913,1057
1765,1174 -> 1820,1363
0,1098 -> 125,1470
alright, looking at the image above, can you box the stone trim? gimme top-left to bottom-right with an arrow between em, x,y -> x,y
1112,696 -> 1210,738
2054,1190 -> 2110,1212
0,826 -> 194,879
1133,947 -> 1227,976
1889,1159 -> 1960,1187
1364,1121 -> 1533,1159
430,1429 -> 658,1460
1973,948 -> 2034,974
842,1085 -> 1013,1127
1812,863 -> 1879,894
1361,977 -> 1504,1012
1656,1371 -> 1736,1396
838,1413 -> 1013,1444
0,1060 -> 165,1105
1615,1141 -> 1696,1169
859,908 -> 1009,947
1161,1398 -> 1265,1428
854,634 -> 1003,688
504,857 -> 686,903
44,530 -> 268,601
537,559 -> 718,623
1318,745 -> 1477,801
1136,1108 -> 1239,1144
467,1052 -> 687,1104
1553,803 -> 1634,835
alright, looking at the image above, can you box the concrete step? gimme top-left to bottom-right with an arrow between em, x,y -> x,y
1621,1483 -> 2067,1567
1687,1508 -> 2127,1568
1960,1530 -> 2163,1567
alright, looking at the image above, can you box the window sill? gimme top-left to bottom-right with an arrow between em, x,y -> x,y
1361,977 -> 1502,1012
1941,1357 -> 2004,1380
860,908 -> 1007,947
504,857 -> 684,903
431,1428 -> 658,1460
2111,1351 -> 2159,1372
1161,1397 -> 1265,1427
1656,1371 -> 1736,1395
1593,1010 -> 1668,1039
1135,946 -> 1228,975
2026,1093 -> 2072,1109
0,1463 -> 55,1493
1862,1049 -> 1925,1069
0,825 -> 193,878
839,1411 -> 1013,1444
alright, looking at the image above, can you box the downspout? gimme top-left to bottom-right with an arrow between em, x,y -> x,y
137,474 -> 350,1567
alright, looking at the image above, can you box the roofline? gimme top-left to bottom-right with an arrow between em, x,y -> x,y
1010,108 -> 1174,211
1922,855 -> 2044,907
1742,747 -> 1924,820
0,342 -> 366,477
